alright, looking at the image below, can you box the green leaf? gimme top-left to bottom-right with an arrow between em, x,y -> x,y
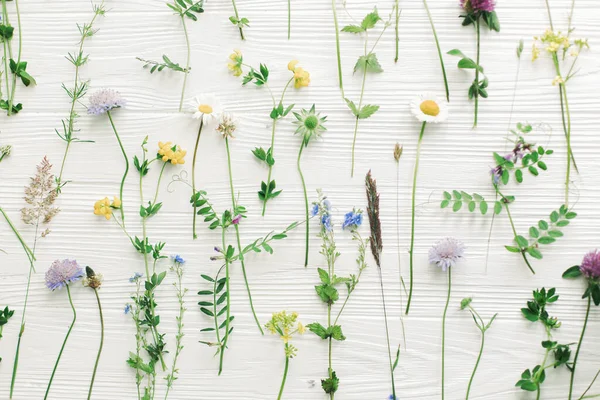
529,227 -> 540,238
453,201 -> 463,212
328,325 -> 346,341
317,268 -> 330,284
443,191 -> 452,200
521,308 -> 539,322
307,322 -> 328,339
357,104 -> 379,119
447,49 -> 468,59
480,201 -> 488,215
494,201 -> 502,215
505,246 -> 521,253
468,201 -> 476,212
538,236 -> 556,245
562,266 -> 582,279
515,169 -> 523,183
440,199 -> 450,209
527,247 -> 543,260
457,58 -> 478,69
360,9 -> 381,30
321,371 -> 339,394
354,53 -> 383,73
341,24 -> 364,33
515,235 -> 529,248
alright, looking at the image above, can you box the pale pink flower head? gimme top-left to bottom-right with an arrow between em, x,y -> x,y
429,237 -> 466,272
461,0 -> 496,12
580,250 -> 600,280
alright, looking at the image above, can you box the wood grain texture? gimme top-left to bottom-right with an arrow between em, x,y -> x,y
1,0 -> 600,398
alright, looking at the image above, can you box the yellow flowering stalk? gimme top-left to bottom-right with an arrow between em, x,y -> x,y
232,56 -> 310,216
533,17 -> 589,207
93,197 -> 121,221
158,142 -> 187,165
265,311 -> 304,400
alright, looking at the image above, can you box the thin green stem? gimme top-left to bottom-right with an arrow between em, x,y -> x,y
406,122 -> 426,315
44,285 -> 77,400
394,0 -> 400,63
277,353 -> 290,400
179,16 -> 190,112
501,198 -> 535,274
327,302 -> 333,400
545,0 -> 554,31
473,19 -> 480,128
350,66 -> 368,177
230,0 -> 245,40
378,267 -> 396,399
219,227 -> 231,375
560,82 -> 573,207
7,0 -> 21,116
331,0 -> 344,98
87,288 -> 104,400
192,118 -> 204,239
465,330 -> 485,399
107,111 -> 128,226
568,0 -> 576,32
569,295 -> 592,400
423,0 -> 449,102
441,268 -> 452,400
225,137 -> 263,335
152,163 -> 167,205
297,142 -> 309,267
287,0 -> 291,40
579,369 -> 600,400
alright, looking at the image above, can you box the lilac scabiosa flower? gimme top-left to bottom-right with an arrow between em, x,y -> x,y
342,209 -> 363,230
171,255 -> 186,264
45,260 -> 85,291
580,250 -> 600,279
429,237 -> 466,271
87,89 -> 126,115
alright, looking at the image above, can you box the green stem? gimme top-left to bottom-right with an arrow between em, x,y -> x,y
277,354 -> 290,400
7,0 -> 21,116
569,295 -> 591,400
406,122 -> 426,315
331,0 -> 344,98
560,82 -> 573,207
473,19 -> 480,128
423,0 -> 449,102
152,163 -> 167,206
327,301 -> 333,400
378,267 -> 396,399
441,268 -> 452,400
225,137 -> 263,335
107,111 -> 128,226
192,118 -> 204,239
178,16 -> 190,112
394,0 -> 399,63
87,288 -> 104,400
579,369 -> 600,400
350,66 -> 368,178
544,0 -> 554,31
297,142 -> 309,267
537,386 -> 541,400
44,285 -> 77,400
501,199 -> 535,274
261,119 -> 277,217
219,227 -> 232,375
230,0 -> 245,40
465,330 -> 485,399
287,0 -> 291,40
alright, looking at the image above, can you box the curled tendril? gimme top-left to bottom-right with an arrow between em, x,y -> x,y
167,170 -> 191,193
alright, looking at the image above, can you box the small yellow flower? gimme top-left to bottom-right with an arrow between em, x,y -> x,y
552,75 -> 564,86
94,197 -> 121,220
227,49 -> 243,77
297,322 -> 306,335
293,67 -> 310,89
157,142 -> 187,165
532,43 -> 540,62
288,60 -> 299,71
547,42 -> 560,53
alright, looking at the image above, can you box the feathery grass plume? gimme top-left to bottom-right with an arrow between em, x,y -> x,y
10,157 -> 59,398
365,170 -> 398,400
83,266 -> 104,400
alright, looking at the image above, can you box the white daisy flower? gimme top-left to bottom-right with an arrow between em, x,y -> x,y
190,93 -> 222,123
410,94 -> 449,124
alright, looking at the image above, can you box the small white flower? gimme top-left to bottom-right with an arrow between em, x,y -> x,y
190,94 -> 222,123
429,237 -> 465,271
410,94 -> 449,124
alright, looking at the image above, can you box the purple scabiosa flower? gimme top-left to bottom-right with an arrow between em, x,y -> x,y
321,214 -> 333,232
231,214 -> 242,225
310,203 -> 319,217
171,255 -> 186,264
342,210 -> 363,230
45,260 -> 84,291
87,89 -> 126,115
429,237 -> 466,271
129,272 -> 143,283
580,250 -> 600,279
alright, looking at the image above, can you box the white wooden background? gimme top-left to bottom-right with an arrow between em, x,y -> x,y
1,0 -> 599,398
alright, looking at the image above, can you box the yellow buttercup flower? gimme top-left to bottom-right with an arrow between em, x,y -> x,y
157,141 -> 187,165
287,60 -> 299,71
94,197 -> 121,220
227,49 -> 243,77
293,67 -> 310,89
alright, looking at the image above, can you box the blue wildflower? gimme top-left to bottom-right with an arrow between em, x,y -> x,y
129,272 -> 143,283
323,199 -> 331,210
310,203 -> 319,217
124,304 -> 131,314
388,395 -> 397,400
342,210 -> 363,230
321,214 -> 333,232
171,255 -> 186,264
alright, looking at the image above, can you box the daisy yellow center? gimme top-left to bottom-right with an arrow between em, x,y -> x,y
198,104 -> 213,114
304,115 -> 318,130
420,100 -> 440,117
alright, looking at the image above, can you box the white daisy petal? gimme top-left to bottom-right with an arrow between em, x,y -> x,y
410,94 -> 449,124
190,93 -> 222,123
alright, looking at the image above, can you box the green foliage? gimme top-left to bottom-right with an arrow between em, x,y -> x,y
229,16 -> 250,29
0,306 -> 14,362
345,98 -> 379,119
269,102 -> 294,120
448,48 -> 488,100
252,146 -> 275,166
236,221 -> 300,259
520,288 -> 560,328
137,55 -> 188,74
198,268 -> 234,354
341,8 -> 381,33
322,370 -> 339,394
440,190 -> 501,215
460,10 -> 500,32
190,190 -> 221,230
242,63 -> 269,86
166,0 -> 204,21
258,179 -> 282,202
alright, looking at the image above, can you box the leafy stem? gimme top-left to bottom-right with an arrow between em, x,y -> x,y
331,0 -> 344,97
107,110 -> 128,226
422,0 -> 449,101
191,118 -> 205,239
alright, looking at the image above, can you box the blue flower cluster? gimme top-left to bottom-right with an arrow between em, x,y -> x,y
342,209 -> 363,230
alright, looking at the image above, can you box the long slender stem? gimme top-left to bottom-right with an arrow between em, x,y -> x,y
107,111 -> 128,226
501,198 -> 535,274
378,267 -> 396,399
225,137 -> 263,334
569,295 -> 591,400
87,289 -> 104,400
327,302 -> 333,400
560,82 -> 573,207
473,20 -> 481,128
179,16 -> 190,112
230,0 -> 245,40
350,66 -> 368,177
441,268 -> 452,400
7,0 -> 21,116
287,0 -> 291,40
465,330 -> 485,399
277,353 -> 290,400
406,122 -> 426,315
44,285 -> 77,400
544,0 -> 554,31
297,142 -> 309,267
219,227 -> 231,375
192,118 -> 204,239
394,0 -> 399,63
422,0 -> 449,102
579,369 -> 600,400
331,0 -> 344,97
